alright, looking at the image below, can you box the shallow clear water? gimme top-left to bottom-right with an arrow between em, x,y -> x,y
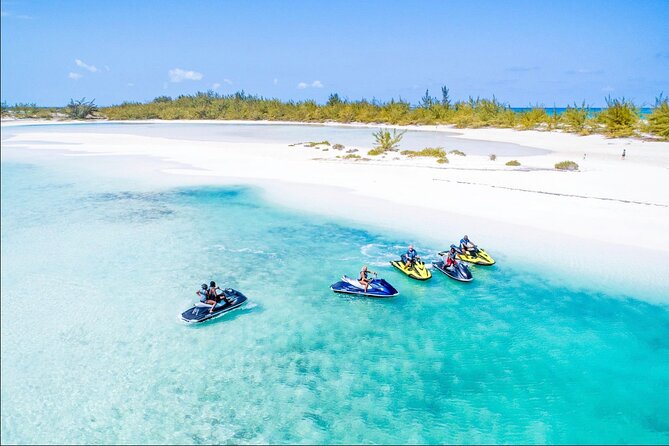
1,155 -> 668,444
0,121 -> 549,157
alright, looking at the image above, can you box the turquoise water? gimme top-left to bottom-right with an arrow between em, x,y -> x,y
1,156 -> 669,444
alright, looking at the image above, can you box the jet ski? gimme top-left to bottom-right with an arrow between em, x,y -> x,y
180,288 -> 248,324
331,275 -> 399,298
439,245 -> 495,266
433,260 -> 473,282
390,259 -> 432,280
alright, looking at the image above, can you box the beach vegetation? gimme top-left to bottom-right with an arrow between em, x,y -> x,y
370,128 -> 406,154
436,157 -> 449,164
647,94 -> 669,140
561,102 -> 591,134
332,143 -> 345,150
555,160 -> 579,171
342,153 -> 361,159
597,96 -> 639,137
304,141 -> 330,147
3,88 -> 644,142
506,160 -> 521,166
518,107 -> 549,130
449,149 -> 466,156
66,97 -> 98,119
489,154 -> 497,161
400,147 -> 446,158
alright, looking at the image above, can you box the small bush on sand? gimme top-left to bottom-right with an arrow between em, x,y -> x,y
648,94 -> 669,140
489,154 -> 497,161
332,143 -> 345,150
561,102 -> 591,134
598,96 -> 639,137
449,149 -> 466,156
343,153 -> 361,159
554,161 -> 579,171
304,140 -> 330,147
518,107 -> 549,130
372,128 -> 406,154
66,97 -> 98,119
400,147 -> 446,158
436,157 -> 449,164
506,160 -> 521,166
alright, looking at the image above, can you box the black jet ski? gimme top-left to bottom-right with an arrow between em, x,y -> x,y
330,275 -> 399,298
180,288 -> 248,324
433,260 -> 473,282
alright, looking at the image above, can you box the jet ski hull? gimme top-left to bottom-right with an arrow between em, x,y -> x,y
433,261 -> 473,282
181,289 -> 248,324
390,260 -> 432,280
331,276 -> 399,297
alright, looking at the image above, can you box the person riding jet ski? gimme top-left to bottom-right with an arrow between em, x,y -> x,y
197,281 -> 231,313
444,246 -> 459,269
358,265 -> 377,292
459,235 -> 476,254
401,245 -> 420,269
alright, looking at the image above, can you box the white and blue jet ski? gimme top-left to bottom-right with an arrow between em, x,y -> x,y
330,275 -> 399,298
180,288 -> 248,324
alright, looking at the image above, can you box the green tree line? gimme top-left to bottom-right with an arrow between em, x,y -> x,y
2,89 -> 668,140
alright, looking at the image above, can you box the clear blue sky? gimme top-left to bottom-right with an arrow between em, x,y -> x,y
1,0 -> 668,106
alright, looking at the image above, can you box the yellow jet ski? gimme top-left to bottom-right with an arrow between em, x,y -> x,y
440,245 -> 495,266
390,259 -> 432,280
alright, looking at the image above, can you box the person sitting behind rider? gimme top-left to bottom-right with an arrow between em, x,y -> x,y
196,283 -> 209,302
358,265 -> 377,292
444,246 -> 458,269
205,280 -> 232,312
401,245 -> 420,268
459,235 -> 475,254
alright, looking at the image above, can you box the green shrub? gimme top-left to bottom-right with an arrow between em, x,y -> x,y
342,153 -> 361,159
506,160 -> 521,166
332,143 -> 345,150
561,102 -> 591,134
367,148 -> 385,156
304,140 -> 330,147
449,149 -> 466,156
66,97 -> 98,119
436,157 -> 449,164
372,128 -> 406,154
400,147 -> 446,158
648,94 -> 669,140
518,107 -> 549,130
598,96 -> 639,137
554,160 -> 579,171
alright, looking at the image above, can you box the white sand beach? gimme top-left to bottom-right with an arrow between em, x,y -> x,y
3,120 -> 669,299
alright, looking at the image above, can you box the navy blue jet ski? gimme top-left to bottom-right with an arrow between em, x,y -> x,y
433,260 -> 473,282
330,275 -> 399,298
180,288 -> 248,324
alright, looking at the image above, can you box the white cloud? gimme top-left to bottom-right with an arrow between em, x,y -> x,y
212,83 -> 221,90
602,85 -> 615,92
68,72 -> 83,80
75,59 -> 98,73
168,68 -> 203,82
297,80 -> 323,89
127,83 -> 134,87
223,78 -> 232,85
273,78 -> 279,85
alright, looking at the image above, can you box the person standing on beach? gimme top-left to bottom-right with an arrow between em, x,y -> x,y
622,149 -> 626,160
